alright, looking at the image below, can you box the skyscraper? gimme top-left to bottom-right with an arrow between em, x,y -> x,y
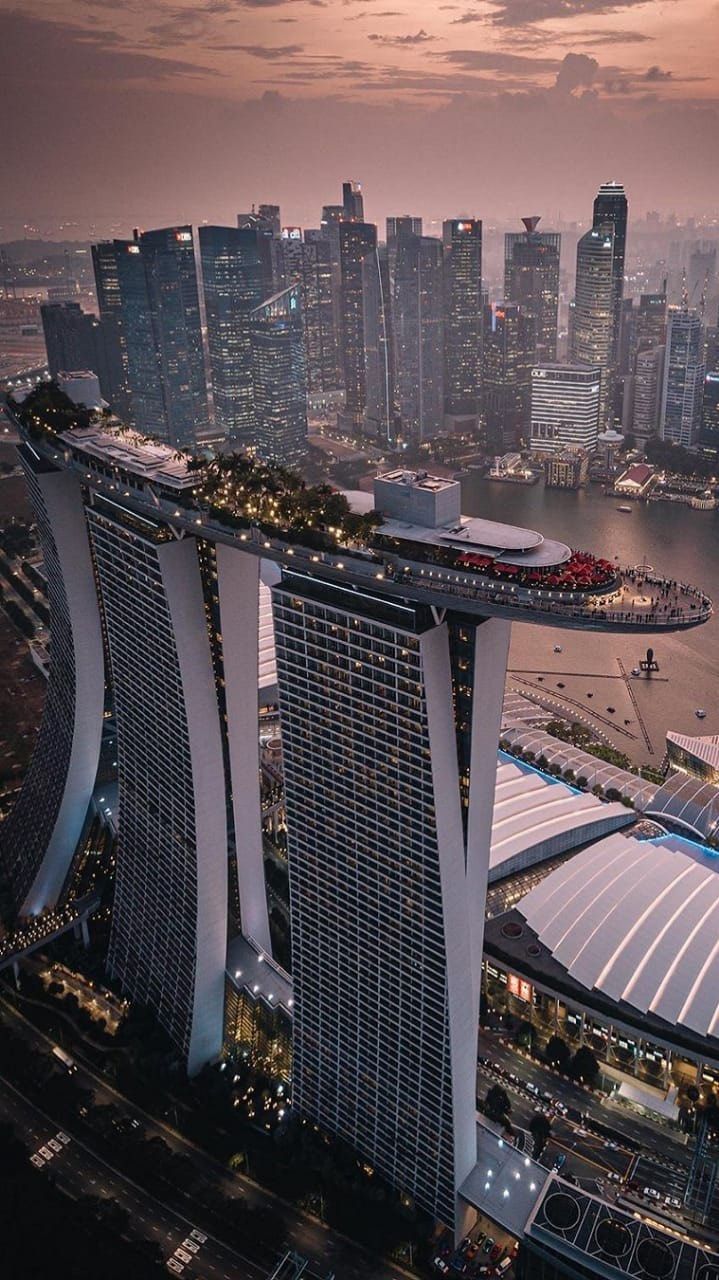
90,241 -> 133,419
393,230 -> 444,442
386,215 -> 423,289
342,180 -> 364,222
572,223 -> 616,428
504,217 -> 561,362
635,291 -> 667,355
482,302 -> 534,451
442,219 -> 482,425
530,363 -> 601,452
249,283 -> 308,466
339,220 -> 377,432
631,345 -> 665,443
93,229 -> 210,447
659,307 -> 705,447
41,302 -> 109,389
199,225 -> 272,443
593,181 -> 628,367
361,243 -> 395,442
279,230 -> 339,394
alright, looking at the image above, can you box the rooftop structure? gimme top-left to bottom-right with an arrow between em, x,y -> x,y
667,730 -> 719,783
646,771 -> 719,843
226,933 -> 293,1017
373,468 -> 462,527
58,423 -> 196,490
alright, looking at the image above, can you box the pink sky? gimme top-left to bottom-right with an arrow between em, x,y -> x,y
2,0 -> 718,232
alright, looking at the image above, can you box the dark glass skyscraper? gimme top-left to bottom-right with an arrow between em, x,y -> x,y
593,181 -> 628,367
339,221 -> 378,431
442,219 -> 482,424
279,231 -> 339,394
199,225 -> 272,443
249,283 -> 308,466
482,302 -> 534,451
504,217 -> 560,362
90,241 -> 132,419
393,230 -> 444,442
93,229 -> 210,448
572,222 -> 616,428
342,180 -> 364,222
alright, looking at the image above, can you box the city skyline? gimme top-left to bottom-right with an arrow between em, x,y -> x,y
2,1 -> 719,237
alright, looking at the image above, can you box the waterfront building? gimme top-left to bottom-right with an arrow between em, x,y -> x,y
249,284 -> 308,467
543,447 -> 588,489
442,219 -> 482,425
483,302 -> 534,451
593,181 -> 628,368
199,225 -> 272,444
631,344 -> 665,442
393,230 -> 444,442
572,223 -> 616,429
530,363 -> 600,453
702,370 -> 719,446
504,217 -> 560,363
659,307 -> 705,447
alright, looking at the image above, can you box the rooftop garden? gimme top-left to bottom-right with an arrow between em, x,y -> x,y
10,381 -> 93,437
190,453 -> 382,547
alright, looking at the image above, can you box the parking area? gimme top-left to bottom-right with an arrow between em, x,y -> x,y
432,1220 -> 518,1278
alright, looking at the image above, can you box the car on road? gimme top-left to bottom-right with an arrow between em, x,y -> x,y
174,1248 -> 193,1265
526,1083 -> 540,1096
29,1154 -> 45,1168
190,1230 -> 207,1244
496,1258 -> 513,1274
182,1239 -> 199,1254
38,1146 -> 53,1160
48,1138 -> 62,1153
553,1101 -> 568,1116
482,1237 -> 495,1255
643,1187 -> 660,1200
166,1261 -> 183,1275
433,1258 -> 450,1274
664,1196 -> 682,1210
56,1131 -> 70,1145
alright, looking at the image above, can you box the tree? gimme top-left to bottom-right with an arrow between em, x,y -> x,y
605,787 -> 621,802
545,1035 -> 571,1072
529,1112 -> 552,1158
576,776 -> 588,789
571,1045 -> 600,1085
485,1084 -> 511,1123
515,1020 -> 535,1051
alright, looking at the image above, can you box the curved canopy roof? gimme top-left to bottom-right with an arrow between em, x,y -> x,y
518,833 -> 719,1040
646,771 -> 719,840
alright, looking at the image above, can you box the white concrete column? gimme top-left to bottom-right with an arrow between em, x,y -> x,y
215,543 -> 271,955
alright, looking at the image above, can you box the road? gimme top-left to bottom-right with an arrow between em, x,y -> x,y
1,998 -> 409,1280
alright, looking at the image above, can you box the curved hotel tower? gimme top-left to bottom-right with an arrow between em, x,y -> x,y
1,389 -> 711,1228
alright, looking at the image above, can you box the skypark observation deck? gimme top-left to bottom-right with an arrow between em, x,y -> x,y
16,416 -> 711,635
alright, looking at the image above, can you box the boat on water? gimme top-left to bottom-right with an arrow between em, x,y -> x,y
616,505 -> 633,513
696,709 -> 707,719
553,645 -> 563,653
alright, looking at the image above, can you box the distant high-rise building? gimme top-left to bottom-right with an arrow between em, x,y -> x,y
593,181 -> 628,367
631,345 -> 665,443
659,308 -> 705,447
361,244 -> 395,443
339,221 -> 377,431
572,223 -> 616,428
237,205 -> 280,237
482,302 -> 534,451
93,229 -> 209,447
199,225 -> 272,443
635,291 -> 667,354
279,231 -> 339,394
90,242 -> 132,419
530,363 -> 601,453
386,215 -> 423,288
688,245 -> 716,311
41,302 -> 107,390
504,217 -> 560,362
442,219 -> 482,424
702,371 -> 719,447
393,231 -> 444,442
342,180 -> 364,223
249,284 -> 308,467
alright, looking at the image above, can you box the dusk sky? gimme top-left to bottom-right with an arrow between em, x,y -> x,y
2,0 -> 719,236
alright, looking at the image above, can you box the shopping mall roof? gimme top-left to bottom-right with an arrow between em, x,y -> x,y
667,730 -> 719,775
517,832 -> 719,1041
646,771 -> 719,841
489,757 -> 633,882
500,723 -> 658,810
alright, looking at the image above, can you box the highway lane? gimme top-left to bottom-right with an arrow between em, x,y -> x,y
1,998 -> 409,1280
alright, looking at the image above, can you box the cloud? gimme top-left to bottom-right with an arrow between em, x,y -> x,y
221,43 -> 305,58
451,12 -> 484,22
436,47 -> 559,73
483,0 -> 668,26
368,28 -> 438,44
569,27 -> 653,44
554,50 -> 599,91
645,64 -> 672,81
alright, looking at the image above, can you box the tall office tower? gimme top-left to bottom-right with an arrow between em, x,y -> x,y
631,345 -> 665,443
659,307 -> 705,447
503,217 -> 560,362
339,221 -> 378,432
572,222 -> 616,428
361,243 -> 395,442
593,181 -> 628,367
90,242 -> 133,419
386,215 -> 423,287
41,302 -> 107,385
635,291 -> 667,353
442,219 -> 482,427
342,180 -> 364,222
272,562 -> 510,1230
94,230 -> 210,447
320,206 -> 345,385
279,231 -> 339,394
199,225 -> 272,444
249,284 -> 308,466
482,302 -> 534,451
86,500 -> 228,1074
618,297 -> 636,377
530,363 -> 601,452
702,371 -> 719,447
393,231 -> 445,442
237,205 -> 280,236
688,245 -> 716,309
0,443 -> 104,924
320,205 -> 343,232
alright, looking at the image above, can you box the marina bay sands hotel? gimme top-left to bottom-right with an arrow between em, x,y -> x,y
1,390 -> 711,1233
